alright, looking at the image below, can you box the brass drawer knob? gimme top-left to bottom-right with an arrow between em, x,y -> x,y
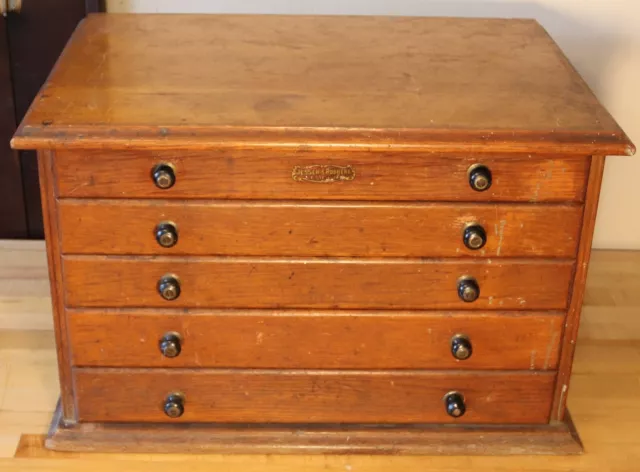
158,274 -> 181,301
468,164 -> 492,192
155,222 -> 178,248
463,224 -> 486,250
163,393 -> 185,418
159,332 -> 182,358
444,391 -> 466,418
457,277 -> 480,302
152,163 -> 176,189
451,334 -> 472,360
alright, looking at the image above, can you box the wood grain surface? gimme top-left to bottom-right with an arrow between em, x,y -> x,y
53,150 -> 590,202
62,256 -> 575,310
552,156 -> 606,421
36,151 -> 75,421
73,368 -> 556,424
42,409 -> 583,455
67,310 -> 563,370
58,200 -> 582,257
11,15 -> 633,154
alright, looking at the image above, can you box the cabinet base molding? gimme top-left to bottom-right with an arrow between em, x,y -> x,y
46,401 -> 583,455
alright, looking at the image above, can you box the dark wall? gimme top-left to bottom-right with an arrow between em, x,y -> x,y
0,0 -> 101,238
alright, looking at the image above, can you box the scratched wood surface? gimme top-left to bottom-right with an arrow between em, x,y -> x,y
40,416 -> 585,455
552,156 -> 605,420
67,310 -> 563,370
58,199 -> 582,257
72,368 -> 556,424
53,150 -> 592,202
0,241 -> 639,468
37,151 -> 75,420
10,15 -> 633,154
61,256 -> 575,310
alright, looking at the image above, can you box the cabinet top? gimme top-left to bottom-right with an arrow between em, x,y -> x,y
11,14 -> 634,155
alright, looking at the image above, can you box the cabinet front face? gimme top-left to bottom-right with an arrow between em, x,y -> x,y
42,147 -> 588,438
48,147 -> 584,435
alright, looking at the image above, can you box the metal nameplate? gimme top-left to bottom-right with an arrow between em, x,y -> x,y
291,165 -> 355,183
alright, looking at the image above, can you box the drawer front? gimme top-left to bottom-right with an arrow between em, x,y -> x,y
54,150 -> 588,202
73,369 -> 555,424
58,200 -> 582,258
68,311 -> 563,370
62,257 -> 574,310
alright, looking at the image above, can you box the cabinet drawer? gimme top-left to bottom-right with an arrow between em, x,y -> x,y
53,150 -> 589,202
68,310 -> 563,370
62,256 -> 574,310
73,369 -> 555,424
58,200 -> 582,258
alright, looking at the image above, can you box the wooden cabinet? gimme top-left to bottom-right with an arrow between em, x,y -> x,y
11,14 -> 635,454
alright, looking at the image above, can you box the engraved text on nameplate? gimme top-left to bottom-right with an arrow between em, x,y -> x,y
291,165 -> 356,183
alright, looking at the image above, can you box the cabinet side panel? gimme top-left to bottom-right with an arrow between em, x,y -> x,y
38,149 -> 76,420
551,155 -> 604,421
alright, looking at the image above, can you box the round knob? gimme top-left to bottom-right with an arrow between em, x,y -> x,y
163,393 -> 185,418
468,165 -> 492,192
463,224 -> 486,250
152,163 -> 176,189
155,222 -> 178,248
457,277 -> 480,303
159,332 -> 182,358
444,391 -> 466,418
158,275 -> 181,301
451,334 -> 472,360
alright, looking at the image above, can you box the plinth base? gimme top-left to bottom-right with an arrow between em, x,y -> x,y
45,402 -> 583,455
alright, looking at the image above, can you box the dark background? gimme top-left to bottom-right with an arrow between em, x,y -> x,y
0,0 -> 103,239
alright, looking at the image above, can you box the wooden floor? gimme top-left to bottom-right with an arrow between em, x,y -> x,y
0,240 -> 638,470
